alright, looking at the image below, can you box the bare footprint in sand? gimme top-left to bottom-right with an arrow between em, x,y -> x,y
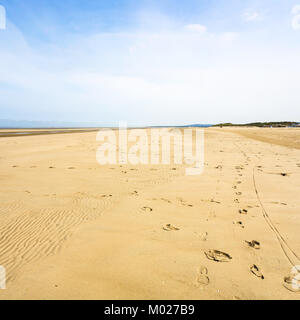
196,266 -> 210,287
205,250 -> 232,262
250,265 -> 264,279
142,207 -> 153,213
245,240 -> 260,249
163,224 -> 180,231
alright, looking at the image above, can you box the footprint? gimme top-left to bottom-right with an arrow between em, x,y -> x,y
235,166 -> 244,170
250,265 -> 264,279
142,207 -> 153,213
283,275 -> 300,292
163,224 -> 180,231
161,198 -> 172,203
233,221 -> 244,228
239,209 -> 248,214
196,266 -> 210,287
236,192 -> 242,196
197,232 -> 208,241
234,199 -> 240,203
205,250 -> 232,262
245,240 -> 260,249
49,166 -> 55,169
68,167 -> 76,170
101,194 -> 112,198
178,198 -> 194,207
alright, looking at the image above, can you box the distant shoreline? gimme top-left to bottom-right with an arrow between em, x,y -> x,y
212,121 -> 300,128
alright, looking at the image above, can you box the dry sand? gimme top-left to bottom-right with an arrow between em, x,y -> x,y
0,127 -> 300,300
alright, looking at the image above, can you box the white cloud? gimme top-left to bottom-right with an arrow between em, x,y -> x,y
184,24 -> 207,33
0,11 -> 300,125
243,10 -> 262,22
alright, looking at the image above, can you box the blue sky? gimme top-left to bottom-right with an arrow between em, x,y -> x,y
0,0 -> 300,125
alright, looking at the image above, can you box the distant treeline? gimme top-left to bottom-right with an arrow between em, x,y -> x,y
212,122 -> 300,128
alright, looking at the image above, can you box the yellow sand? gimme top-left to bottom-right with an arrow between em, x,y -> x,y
0,127 -> 299,300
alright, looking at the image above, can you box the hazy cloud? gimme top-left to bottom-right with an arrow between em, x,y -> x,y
1,5 -> 300,125
184,24 -> 207,33
243,10 -> 262,22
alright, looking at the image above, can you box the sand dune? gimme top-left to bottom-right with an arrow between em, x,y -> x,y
0,128 -> 299,299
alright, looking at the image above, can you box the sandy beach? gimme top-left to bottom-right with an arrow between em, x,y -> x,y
0,127 -> 299,300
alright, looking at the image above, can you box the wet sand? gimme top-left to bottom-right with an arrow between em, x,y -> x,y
0,127 -> 299,300
0,128 -> 99,138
